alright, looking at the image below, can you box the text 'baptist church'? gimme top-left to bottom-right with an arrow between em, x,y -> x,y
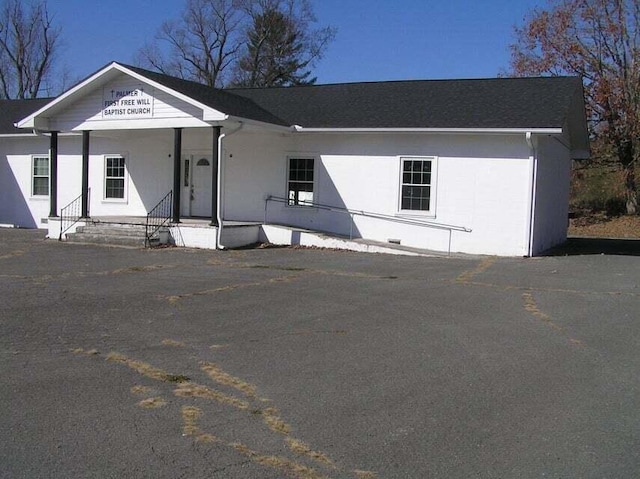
102,86 -> 154,119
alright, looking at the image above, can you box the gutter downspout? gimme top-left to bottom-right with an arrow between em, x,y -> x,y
525,132 -> 538,257
215,122 -> 244,250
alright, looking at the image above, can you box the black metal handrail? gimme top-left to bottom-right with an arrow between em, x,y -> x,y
59,191 -> 85,240
145,190 -> 173,247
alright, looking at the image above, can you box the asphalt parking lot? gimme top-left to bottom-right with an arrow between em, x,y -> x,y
1,228 -> 639,478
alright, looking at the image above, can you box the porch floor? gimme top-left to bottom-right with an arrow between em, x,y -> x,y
91,216 -> 261,227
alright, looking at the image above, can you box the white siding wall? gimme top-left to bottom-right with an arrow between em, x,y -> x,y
531,135 -> 572,255
220,130 -> 291,221
222,132 -> 533,256
1,126 -> 566,257
50,73 -> 212,131
83,130 -> 174,217
0,136 -> 51,228
0,129 -> 177,228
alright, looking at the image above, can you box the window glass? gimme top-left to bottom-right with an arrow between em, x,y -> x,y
400,158 -> 433,212
105,156 -> 125,199
287,157 -> 314,206
32,156 -> 49,196
184,159 -> 190,187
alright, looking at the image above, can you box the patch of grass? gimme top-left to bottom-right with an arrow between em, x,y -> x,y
106,352 -> 189,383
181,405 -> 202,436
174,382 -> 250,410
138,397 -> 167,409
262,407 -> 291,435
455,257 -> 496,283
353,470 -> 379,479
0,250 -> 25,261
100,264 -> 171,276
522,293 -> 563,332
286,438 -> 335,467
69,348 -> 99,356
194,433 -> 218,443
130,385 -> 153,396
230,442 -> 327,479
201,361 -> 258,398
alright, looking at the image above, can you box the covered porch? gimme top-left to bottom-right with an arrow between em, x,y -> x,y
11,63 -> 269,249
40,125 -> 226,247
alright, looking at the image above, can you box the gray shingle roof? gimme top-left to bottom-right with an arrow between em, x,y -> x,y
0,98 -> 52,134
123,65 -> 290,126
1,62 -> 583,134
227,76 -> 583,129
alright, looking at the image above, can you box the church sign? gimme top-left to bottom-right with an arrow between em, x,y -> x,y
102,85 -> 154,119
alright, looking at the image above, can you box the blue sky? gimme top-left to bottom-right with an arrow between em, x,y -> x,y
46,0 -> 543,85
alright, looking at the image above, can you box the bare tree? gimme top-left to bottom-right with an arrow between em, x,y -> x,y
136,0 -> 335,89
0,0 -> 61,99
508,0 -> 640,214
232,0 -> 335,87
136,0 -> 243,88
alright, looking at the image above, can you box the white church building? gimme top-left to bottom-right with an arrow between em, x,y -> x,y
0,62 -> 588,256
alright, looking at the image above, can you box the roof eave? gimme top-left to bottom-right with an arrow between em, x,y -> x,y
292,126 -> 564,134
16,62 -> 120,129
0,132 -> 38,138
224,115 -> 290,132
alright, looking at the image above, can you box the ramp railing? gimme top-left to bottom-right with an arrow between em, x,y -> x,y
263,195 -> 471,255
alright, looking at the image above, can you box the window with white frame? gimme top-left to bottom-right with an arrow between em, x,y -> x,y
287,157 -> 314,206
32,156 -> 49,196
105,156 -> 126,199
400,157 -> 435,213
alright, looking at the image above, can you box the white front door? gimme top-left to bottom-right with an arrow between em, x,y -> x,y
190,155 -> 212,217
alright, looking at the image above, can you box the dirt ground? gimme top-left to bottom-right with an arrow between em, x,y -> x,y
569,214 -> 640,239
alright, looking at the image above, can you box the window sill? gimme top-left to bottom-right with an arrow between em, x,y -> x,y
101,198 -> 128,204
29,196 -> 49,201
285,204 -> 318,212
396,211 -> 436,219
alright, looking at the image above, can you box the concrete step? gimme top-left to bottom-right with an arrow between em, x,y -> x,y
75,224 -> 147,237
66,222 -> 151,247
66,232 -> 147,247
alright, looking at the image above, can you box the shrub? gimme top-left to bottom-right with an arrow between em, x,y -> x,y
570,161 -> 628,216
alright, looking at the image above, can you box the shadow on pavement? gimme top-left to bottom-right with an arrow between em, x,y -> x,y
545,236 -> 640,256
